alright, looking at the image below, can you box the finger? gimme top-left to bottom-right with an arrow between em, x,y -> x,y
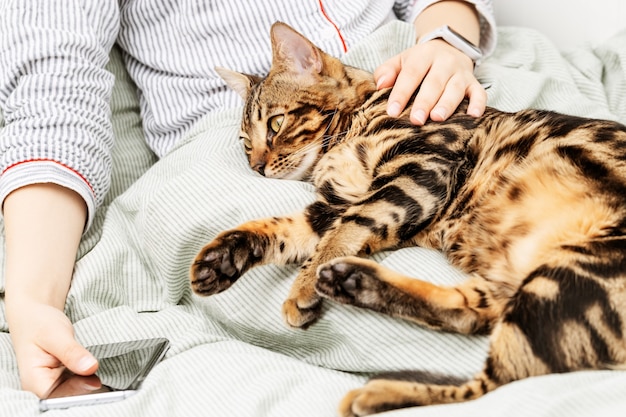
59,342 -> 99,376
75,374 -> 104,390
387,58 -> 430,118
17,350 -> 66,397
466,80 -> 488,117
408,68 -> 452,125
429,74 -> 469,122
41,326 -> 98,376
373,56 -> 400,89
22,366 -> 64,398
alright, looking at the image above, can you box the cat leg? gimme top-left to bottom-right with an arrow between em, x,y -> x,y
281,258 -> 326,328
334,256 -> 626,415
316,256 -> 500,334
190,212 -> 318,296
282,217 -> 394,328
281,231 -> 364,328
337,309 -> 552,415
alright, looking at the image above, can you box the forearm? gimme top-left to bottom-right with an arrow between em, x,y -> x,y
414,1 -> 480,44
3,184 -> 99,396
4,184 -> 86,315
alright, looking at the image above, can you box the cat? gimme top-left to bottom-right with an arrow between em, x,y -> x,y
190,22 -> 626,416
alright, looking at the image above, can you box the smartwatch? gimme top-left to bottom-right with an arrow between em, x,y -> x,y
418,25 -> 483,65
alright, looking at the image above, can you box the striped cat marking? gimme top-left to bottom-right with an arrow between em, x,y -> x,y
190,22 -> 626,416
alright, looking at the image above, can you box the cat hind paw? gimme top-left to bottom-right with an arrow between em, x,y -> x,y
315,256 -> 384,306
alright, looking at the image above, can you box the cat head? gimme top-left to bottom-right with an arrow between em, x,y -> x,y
216,22 -> 376,180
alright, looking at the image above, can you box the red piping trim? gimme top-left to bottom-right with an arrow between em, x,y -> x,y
318,0 -> 348,53
2,159 -> 96,197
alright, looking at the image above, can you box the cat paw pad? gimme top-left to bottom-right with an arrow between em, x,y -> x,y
190,231 -> 265,295
315,256 -> 384,306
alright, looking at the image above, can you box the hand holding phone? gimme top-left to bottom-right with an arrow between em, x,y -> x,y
39,337 -> 170,411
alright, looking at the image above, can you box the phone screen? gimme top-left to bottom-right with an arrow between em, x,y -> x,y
39,337 -> 170,411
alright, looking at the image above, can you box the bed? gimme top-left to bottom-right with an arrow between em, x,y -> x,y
1,20 -> 626,417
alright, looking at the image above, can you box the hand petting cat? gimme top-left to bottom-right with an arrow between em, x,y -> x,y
375,0 -> 487,126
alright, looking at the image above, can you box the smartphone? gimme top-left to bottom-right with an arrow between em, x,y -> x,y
39,337 -> 170,411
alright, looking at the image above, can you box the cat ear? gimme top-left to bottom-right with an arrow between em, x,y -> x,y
270,22 -> 323,80
215,66 -> 259,100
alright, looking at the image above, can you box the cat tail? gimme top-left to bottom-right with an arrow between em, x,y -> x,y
338,368 -> 504,415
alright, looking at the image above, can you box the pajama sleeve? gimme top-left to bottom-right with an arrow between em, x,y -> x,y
0,0 -> 120,230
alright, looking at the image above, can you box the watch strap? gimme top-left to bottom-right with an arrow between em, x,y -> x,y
419,25 -> 483,65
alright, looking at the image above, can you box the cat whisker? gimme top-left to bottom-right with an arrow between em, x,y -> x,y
289,130 -> 348,158
288,108 -> 352,159
288,124 -> 344,158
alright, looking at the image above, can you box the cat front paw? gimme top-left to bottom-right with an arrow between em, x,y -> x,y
281,277 -> 323,329
315,256 -> 385,307
281,297 -> 322,329
190,230 -> 267,296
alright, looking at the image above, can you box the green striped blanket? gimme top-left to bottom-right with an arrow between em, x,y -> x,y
1,21 -> 625,417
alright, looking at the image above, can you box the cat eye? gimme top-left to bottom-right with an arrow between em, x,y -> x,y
240,136 -> 252,152
269,115 -> 284,133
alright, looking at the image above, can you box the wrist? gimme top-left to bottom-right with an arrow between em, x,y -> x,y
413,0 -> 481,57
418,25 -> 483,66
5,294 -> 63,336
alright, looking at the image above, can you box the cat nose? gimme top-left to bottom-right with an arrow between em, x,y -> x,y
253,161 -> 266,176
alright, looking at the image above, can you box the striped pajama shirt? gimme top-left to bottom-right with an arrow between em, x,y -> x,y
0,0 -> 495,229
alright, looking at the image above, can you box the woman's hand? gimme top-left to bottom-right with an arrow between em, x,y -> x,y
375,38 -> 486,126
8,301 -> 98,398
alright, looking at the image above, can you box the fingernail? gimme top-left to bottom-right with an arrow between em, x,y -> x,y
387,102 -> 402,117
376,76 -> 387,89
432,106 -> 447,120
411,109 -> 427,125
467,107 -> 481,117
77,355 -> 98,372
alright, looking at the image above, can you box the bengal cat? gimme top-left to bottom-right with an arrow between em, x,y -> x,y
190,22 -> 626,416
